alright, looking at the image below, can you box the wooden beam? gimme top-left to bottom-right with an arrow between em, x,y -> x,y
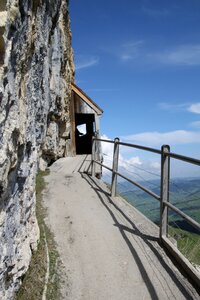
69,91 -> 76,156
71,82 -> 103,115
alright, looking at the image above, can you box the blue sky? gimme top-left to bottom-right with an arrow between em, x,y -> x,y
70,0 -> 200,178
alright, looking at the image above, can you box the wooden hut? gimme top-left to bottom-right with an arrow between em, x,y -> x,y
70,82 -> 103,156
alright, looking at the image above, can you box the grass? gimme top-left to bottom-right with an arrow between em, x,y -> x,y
16,170 -> 61,300
168,226 -> 200,266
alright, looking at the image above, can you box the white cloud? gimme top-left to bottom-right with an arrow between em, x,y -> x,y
150,161 -> 160,170
188,103 -> 200,114
121,54 -> 133,61
150,45 -> 200,66
101,134 -> 142,175
100,133 -> 199,183
122,130 -> 200,146
103,40 -> 200,68
158,102 -> 189,112
190,121 -> 200,128
101,135 -> 113,153
101,134 -> 141,166
75,55 -> 99,70
100,40 -> 144,63
159,102 -> 200,116
100,134 -> 160,181
142,6 -> 170,17
120,40 -> 144,61
100,134 -> 114,169
77,124 -> 86,134
122,41 -> 144,49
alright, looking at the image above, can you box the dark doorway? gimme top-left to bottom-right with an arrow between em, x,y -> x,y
75,113 -> 95,154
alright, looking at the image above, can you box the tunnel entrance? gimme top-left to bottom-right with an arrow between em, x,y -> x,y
75,113 -> 95,154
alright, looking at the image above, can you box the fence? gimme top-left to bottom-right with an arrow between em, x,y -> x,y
91,137 -> 200,287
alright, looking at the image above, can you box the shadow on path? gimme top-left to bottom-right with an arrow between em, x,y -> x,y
82,173 -> 196,300
77,155 -> 92,174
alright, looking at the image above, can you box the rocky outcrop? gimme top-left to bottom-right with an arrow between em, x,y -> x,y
0,0 -> 74,298
0,0 -> 7,78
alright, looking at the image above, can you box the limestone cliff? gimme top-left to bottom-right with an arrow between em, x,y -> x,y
0,0 -> 74,298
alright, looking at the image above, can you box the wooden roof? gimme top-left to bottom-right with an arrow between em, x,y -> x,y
71,82 -> 103,115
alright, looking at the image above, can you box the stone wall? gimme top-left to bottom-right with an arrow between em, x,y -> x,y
0,0 -> 74,298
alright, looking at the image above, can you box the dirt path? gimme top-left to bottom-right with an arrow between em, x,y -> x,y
42,156 -> 199,300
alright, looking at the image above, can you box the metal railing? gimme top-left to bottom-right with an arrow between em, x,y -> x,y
91,137 -> 200,286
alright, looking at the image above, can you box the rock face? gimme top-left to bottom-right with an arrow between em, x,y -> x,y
0,0 -> 74,298
0,1 -> 7,77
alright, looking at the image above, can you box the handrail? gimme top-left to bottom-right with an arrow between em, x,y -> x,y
93,137 -> 164,207
93,137 -> 200,230
94,138 -> 162,154
167,151 -> 200,166
94,138 -> 115,144
95,160 -> 113,173
164,201 -> 200,232
92,136 -> 200,286
119,141 -> 162,154
94,137 -> 200,164
115,171 -> 160,201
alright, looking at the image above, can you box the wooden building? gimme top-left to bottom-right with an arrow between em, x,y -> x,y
70,82 -> 103,156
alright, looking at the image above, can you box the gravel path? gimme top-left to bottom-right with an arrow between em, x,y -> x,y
42,156 -> 199,300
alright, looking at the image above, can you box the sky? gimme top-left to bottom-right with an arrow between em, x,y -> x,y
70,0 -> 200,179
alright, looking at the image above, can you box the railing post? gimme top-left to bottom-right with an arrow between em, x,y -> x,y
92,136 -> 96,177
160,145 -> 170,240
111,138 -> 120,197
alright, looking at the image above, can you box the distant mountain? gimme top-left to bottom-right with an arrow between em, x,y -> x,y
118,177 -> 200,233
